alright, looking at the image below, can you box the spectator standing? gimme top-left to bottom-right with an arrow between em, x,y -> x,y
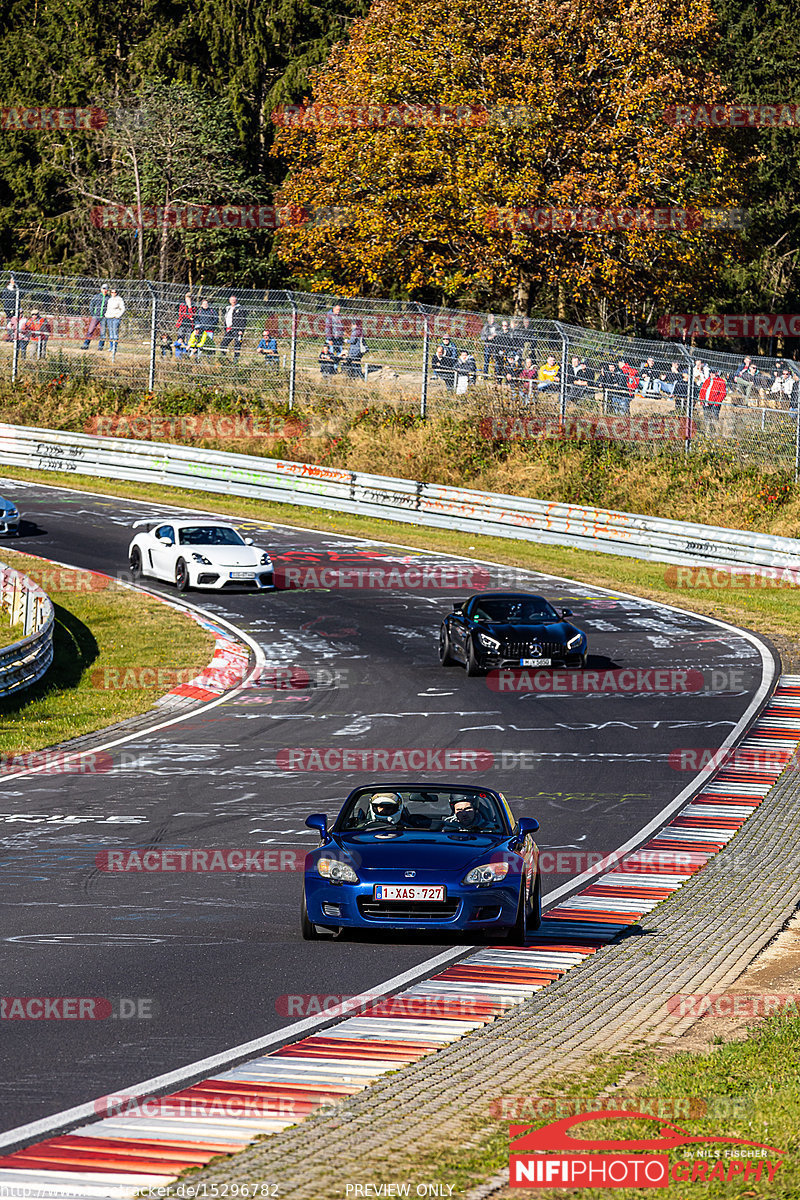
81,282 -> 109,349
699,372 -> 726,426
175,292 -> 196,338
28,310 -> 51,359
517,316 -> 534,359
344,322 -> 367,379
771,367 -> 796,408
693,358 -> 710,389
220,294 -> 248,361
191,299 -> 218,357
7,312 -> 29,357
105,288 -> 125,357
672,370 -> 689,414
479,314 -> 498,378
325,303 -> 345,357
492,319 -> 515,379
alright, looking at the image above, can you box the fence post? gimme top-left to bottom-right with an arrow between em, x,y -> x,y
10,281 -> 20,384
794,394 -> 800,482
554,321 -> 569,423
677,345 -> 694,454
144,281 -> 157,392
285,291 -> 297,410
420,315 -> 430,418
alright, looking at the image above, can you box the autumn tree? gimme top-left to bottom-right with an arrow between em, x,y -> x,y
272,0 -> 750,326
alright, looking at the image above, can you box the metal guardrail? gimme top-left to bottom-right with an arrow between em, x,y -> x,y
2,421 -> 800,576
0,561 -> 54,696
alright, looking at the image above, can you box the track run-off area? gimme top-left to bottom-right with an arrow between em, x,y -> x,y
0,476 -> 776,1143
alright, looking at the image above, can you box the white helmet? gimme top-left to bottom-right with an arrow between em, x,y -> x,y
367,792 -> 403,824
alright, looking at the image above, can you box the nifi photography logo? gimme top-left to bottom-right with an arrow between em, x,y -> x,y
508,1110 -> 785,1188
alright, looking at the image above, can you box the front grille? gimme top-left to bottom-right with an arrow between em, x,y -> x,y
358,898 -> 460,921
500,640 -> 562,658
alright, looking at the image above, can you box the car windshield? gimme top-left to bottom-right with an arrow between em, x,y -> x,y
337,788 -> 509,834
178,526 -> 245,546
470,596 -> 559,624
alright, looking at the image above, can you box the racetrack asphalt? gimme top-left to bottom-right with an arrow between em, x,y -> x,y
0,477 -> 776,1135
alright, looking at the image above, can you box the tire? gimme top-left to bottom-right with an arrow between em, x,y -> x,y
300,890 -> 319,940
529,872 -> 542,932
508,883 -> 528,945
568,654 -> 587,670
438,624 -> 455,666
175,558 -> 189,592
465,640 -> 485,677
129,546 -> 143,580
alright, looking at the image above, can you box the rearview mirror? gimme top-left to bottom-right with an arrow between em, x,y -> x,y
305,813 -> 329,841
452,602 -> 463,612
516,817 -> 540,836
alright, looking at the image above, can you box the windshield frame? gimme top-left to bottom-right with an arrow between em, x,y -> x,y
333,785 -> 513,836
466,594 -> 559,625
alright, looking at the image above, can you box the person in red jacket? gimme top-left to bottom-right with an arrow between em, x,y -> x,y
699,373 -> 726,427
175,292 -> 196,338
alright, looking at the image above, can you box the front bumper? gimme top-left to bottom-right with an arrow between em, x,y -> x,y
0,516 -> 20,535
304,875 -> 520,931
192,568 -> 275,590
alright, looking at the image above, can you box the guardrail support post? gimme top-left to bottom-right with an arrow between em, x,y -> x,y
10,282 -> 20,384
794,401 -> 800,482
286,292 -> 298,410
420,315 -> 430,419
144,282 -> 157,392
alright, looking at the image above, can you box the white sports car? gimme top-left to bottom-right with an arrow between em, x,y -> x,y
128,520 -> 274,591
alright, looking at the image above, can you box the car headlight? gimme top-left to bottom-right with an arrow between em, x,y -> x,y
463,861 -> 510,885
566,633 -> 583,649
317,857 -> 358,883
260,553 -> 272,566
192,553 -> 212,565
477,632 -> 501,650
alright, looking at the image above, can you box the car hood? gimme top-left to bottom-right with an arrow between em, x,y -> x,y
185,547 -> 267,567
330,831 -> 511,873
477,620 -> 575,643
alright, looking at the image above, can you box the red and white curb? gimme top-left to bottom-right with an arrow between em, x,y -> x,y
1,678 -> 797,1197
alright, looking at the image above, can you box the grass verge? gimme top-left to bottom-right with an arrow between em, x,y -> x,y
0,547 -> 214,756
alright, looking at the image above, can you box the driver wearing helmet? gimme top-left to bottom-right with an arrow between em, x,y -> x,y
366,791 -> 405,825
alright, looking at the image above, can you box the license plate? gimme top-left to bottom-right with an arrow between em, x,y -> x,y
230,571 -> 254,579
374,884 -> 445,901
521,658 -> 551,667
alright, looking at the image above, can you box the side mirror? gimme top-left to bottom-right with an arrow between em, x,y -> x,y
516,817 -> 540,836
244,537 -> 254,545
452,602 -> 463,613
158,536 -> 174,547
305,813 -> 329,841
561,609 -> 573,618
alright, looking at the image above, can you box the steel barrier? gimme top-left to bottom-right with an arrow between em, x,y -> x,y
0,561 -> 54,696
2,422 -> 800,575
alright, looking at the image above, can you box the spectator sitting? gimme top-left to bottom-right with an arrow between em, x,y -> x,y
175,292 -> 196,339
173,335 -> 189,359
771,367 -> 796,407
432,337 -> 457,388
454,350 -> 477,395
639,356 -> 663,395
652,361 -> 682,397
537,355 -> 560,392
567,355 -> 589,403
191,299 -> 218,356
520,356 -> 537,402
319,340 -> 339,375
160,333 -> 172,358
325,302 -> 345,357
733,355 -> 758,402
503,350 -> 523,399
257,329 -> 279,366
344,323 -> 367,379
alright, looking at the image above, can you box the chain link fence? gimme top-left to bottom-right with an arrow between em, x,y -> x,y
2,269 -> 800,472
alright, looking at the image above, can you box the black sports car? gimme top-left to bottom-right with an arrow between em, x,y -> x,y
439,591 -> 588,676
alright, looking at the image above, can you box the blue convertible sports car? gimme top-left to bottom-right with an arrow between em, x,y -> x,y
301,783 -> 541,942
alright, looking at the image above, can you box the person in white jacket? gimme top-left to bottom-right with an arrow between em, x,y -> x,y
105,289 -> 126,355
